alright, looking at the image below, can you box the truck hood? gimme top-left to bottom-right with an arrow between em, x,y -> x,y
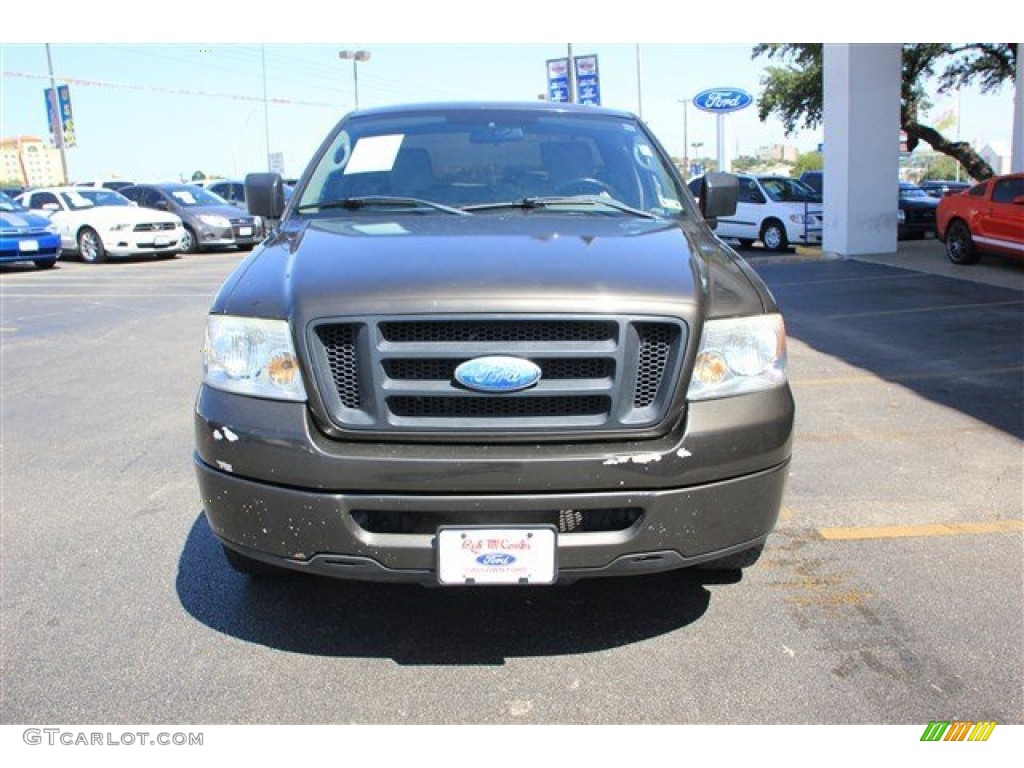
215,213 -> 767,323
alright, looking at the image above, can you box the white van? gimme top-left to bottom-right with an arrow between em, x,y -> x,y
690,174 -> 822,252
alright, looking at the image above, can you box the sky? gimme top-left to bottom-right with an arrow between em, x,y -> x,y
1,4 -> 1016,184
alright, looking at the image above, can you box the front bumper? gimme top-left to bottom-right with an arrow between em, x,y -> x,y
197,223 -> 261,248
787,224 -> 822,245
0,233 -> 61,261
195,384 -> 794,584
103,228 -> 184,256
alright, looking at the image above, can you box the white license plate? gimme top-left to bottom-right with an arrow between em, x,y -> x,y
18,239 -> 39,252
238,226 -> 253,236
155,235 -> 170,246
437,526 -> 557,586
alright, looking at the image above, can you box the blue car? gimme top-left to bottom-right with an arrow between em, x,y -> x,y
0,191 -> 61,269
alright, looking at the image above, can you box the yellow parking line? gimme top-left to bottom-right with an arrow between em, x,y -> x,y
827,299 -> 1024,320
819,519 -> 1023,541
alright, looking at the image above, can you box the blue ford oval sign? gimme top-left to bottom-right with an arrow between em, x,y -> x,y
455,356 -> 541,393
693,88 -> 753,114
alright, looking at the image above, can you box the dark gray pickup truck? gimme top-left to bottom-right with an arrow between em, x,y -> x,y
195,102 -> 794,586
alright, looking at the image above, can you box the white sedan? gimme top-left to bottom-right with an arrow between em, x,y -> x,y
16,186 -> 184,263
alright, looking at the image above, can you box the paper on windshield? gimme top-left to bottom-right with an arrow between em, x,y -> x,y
173,190 -> 198,204
343,134 -> 404,175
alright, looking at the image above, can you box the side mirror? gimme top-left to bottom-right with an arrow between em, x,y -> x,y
699,172 -> 738,224
155,199 -> 169,211
1012,195 -> 1024,206
43,202 -> 60,212
245,173 -> 286,220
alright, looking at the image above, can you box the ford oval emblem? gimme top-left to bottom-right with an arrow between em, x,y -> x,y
477,553 -> 517,566
454,356 -> 541,393
693,88 -> 754,114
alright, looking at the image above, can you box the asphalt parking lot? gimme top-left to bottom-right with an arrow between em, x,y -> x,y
1,240 -> 1021,733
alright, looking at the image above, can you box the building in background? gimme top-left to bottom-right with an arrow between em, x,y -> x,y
756,144 -> 799,164
979,141 -> 1010,176
0,136 -> 65,187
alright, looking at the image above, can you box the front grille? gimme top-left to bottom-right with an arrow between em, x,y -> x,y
389,395 -> 609,418
308,315 -> 687,438
380,320 -> 617,344
316,325 -> 360,409
906,209 -> 936,224
634,324 -> 678,408
351,507 -> 642,535
383,358 -> 613,381
133,222 -> 176,232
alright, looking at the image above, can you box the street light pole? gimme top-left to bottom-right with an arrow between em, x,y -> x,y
678,99 -> 691,175
45,44 -> 69,184
339,49 -> 371,110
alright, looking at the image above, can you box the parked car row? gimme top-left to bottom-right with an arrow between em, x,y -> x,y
119,183 -> 261,253
5,183 -> 263,265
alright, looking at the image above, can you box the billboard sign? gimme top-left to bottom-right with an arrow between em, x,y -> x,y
574,54 -> 601,106
546,58 -> 570,103
44,85 -> 76,147
693,87 -> 753,114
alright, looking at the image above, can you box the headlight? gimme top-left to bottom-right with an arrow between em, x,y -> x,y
687,314 -> 787,400
788,214 -> 806,224
203,315 -> 306,401
108,223 -> 133,231
198,214 -> 231,228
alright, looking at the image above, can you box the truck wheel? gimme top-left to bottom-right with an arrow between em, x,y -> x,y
760,220 -> 789,252
78,227 -> 107,263
945,220 -> 979,265
696,543 -> 764,571
222,544 -> 287,576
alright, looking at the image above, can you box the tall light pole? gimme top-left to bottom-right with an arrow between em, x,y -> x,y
636,45 -> 644,118
261,44 -> 271,171
339,49 -> 371,110
678,98 -> 691,173
45,44 -> 69,184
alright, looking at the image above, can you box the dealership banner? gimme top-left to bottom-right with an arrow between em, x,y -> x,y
574,55 -> 601,106
44,85 -> 76,147
546,58 -> 570,103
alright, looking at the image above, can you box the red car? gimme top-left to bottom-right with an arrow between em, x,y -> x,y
936,173 -> 1024,265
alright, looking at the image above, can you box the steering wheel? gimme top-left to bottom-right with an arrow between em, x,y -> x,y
553,177 -> 616,197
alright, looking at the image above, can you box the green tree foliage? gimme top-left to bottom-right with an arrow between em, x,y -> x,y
920,154 -> 963,181
191,170 -> 206,181
793,151 -> 824,177
752,44 -> 1018,180
731,155 -> 761,172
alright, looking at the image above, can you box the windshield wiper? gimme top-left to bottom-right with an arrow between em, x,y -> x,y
296,195 -> 469,215
462,196 -> 659,219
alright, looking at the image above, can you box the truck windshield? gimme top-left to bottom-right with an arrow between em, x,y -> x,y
298,108 -> 691,218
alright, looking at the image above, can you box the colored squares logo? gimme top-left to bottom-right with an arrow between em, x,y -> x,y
921,721 -> 997,742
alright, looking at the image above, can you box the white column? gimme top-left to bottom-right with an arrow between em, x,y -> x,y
823,44 -> 902,256
1012,44 -> 1023,173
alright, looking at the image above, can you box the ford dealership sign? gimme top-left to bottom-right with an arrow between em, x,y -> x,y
693,88 -> 753,114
